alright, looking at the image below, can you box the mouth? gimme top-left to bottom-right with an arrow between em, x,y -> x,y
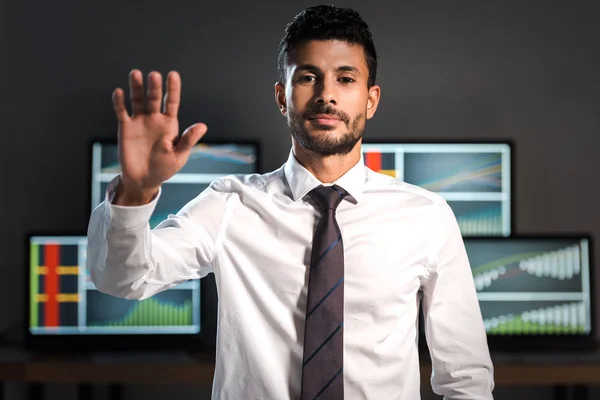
308,114 -> 343,126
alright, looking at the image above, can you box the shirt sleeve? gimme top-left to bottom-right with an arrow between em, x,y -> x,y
86,175 -> 232,300
421,201 -> 495,399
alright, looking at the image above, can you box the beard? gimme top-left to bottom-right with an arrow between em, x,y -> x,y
288,104 -> 366,156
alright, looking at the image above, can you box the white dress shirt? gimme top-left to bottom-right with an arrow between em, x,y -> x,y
87,149 -> 494,400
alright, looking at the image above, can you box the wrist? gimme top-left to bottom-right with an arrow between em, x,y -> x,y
112,179 -> 159,206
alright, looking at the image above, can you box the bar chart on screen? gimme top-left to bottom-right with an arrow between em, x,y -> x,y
29,236 -> 200,335
465,237 -> 592,336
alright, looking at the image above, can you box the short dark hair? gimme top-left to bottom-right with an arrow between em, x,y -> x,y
277,5 -> 378,88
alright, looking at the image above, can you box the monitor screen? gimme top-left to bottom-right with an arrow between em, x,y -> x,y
466,236 -> 593,336
28,235 -> 200,335
91,141 -> 259,228
361,142 -> 511,237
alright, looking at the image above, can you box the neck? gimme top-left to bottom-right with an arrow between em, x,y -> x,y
292,140 -> 362,183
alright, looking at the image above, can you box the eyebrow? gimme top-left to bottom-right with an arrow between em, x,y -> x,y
294,64 -> 362,75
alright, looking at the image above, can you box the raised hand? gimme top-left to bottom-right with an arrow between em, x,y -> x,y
111,70 -> 207,205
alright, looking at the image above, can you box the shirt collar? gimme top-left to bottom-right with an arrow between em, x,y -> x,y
283,148 -> 366,204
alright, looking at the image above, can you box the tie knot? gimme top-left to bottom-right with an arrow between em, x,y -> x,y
308,185 -> 348,211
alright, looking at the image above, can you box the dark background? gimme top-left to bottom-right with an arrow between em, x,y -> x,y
1,0 -> 599,398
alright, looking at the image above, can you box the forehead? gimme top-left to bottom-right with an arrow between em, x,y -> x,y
287,40 -> 368,73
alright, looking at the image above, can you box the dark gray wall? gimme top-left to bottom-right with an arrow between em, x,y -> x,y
2,1 -> 599,399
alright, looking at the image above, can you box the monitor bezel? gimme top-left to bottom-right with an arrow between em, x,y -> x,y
467,234 -> 596,353
24,231 -> 218,353
361,139 -> 515,237
417,234 -> 596,355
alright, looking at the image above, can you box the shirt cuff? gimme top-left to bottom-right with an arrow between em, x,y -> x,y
104,174 -> 161,230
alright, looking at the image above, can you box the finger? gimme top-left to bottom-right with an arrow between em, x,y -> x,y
112,88 -> 130,122
175,123 -> 208,154
128,69 -> 145,116
163,71 -> 181,117
146,71 -> 163,114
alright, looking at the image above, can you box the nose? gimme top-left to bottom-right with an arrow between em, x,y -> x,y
315,77 -> 337,105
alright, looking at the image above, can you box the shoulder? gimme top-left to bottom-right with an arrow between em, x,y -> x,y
209,167 -> 286,196
177,168 -> 285,215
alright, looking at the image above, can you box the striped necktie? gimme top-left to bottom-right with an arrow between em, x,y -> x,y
301,184 -> 347,400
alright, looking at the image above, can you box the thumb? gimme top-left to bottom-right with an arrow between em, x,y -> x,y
175,123 -> 208,154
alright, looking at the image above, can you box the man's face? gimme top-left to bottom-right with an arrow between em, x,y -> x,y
276,40 -> 380,156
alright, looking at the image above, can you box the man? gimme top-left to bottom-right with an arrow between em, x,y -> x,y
87,5 -> 494,399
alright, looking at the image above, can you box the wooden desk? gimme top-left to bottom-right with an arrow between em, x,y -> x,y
12,361 -> 600,386
2,350 -> 599,400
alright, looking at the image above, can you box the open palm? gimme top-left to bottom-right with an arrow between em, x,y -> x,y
112,69 -> 207,201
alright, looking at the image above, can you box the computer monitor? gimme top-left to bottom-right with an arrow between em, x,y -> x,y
361,142 -> 512,237
418,235 -> 595,353
467,236 -> 593,337
90,140 -> 260,228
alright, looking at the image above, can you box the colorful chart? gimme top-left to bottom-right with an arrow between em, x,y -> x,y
29,236 -> 201,335
30,241 -> 81,329
466,238 -> 592,335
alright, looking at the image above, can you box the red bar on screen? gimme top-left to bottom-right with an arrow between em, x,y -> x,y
44,244 -> 59,327
365,152 -> 382,171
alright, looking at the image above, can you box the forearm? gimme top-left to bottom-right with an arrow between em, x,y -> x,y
430,345 -> 494,399
87,174 -> 183,300
86,176 -> 228,300
87,198 -> 158,300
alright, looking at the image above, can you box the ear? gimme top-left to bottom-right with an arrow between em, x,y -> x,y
274,82 -> 287,116
366,85 -> 381,120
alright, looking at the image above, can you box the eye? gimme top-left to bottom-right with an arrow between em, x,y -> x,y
298,75 -> 316,83
339,77 -> 355,84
